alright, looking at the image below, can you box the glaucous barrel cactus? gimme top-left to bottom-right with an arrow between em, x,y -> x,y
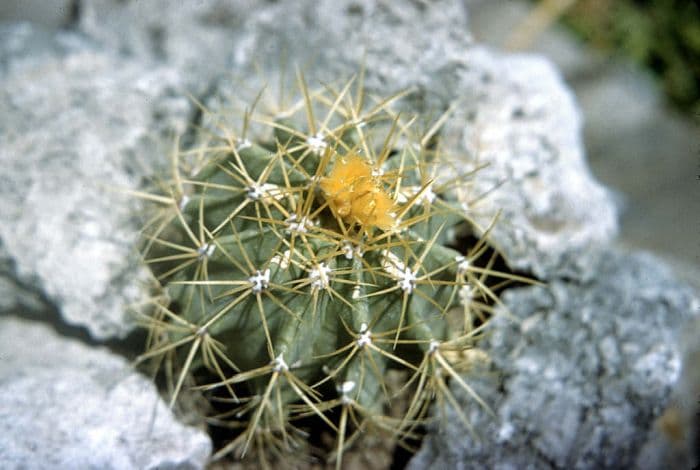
135,71 -> 525,468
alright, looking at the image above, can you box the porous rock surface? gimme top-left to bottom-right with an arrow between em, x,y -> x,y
409,249 -> 699,469
635,313 -> 700,469
0,22 -> 189,339
442,47 -> 618,279
0,316 -> 211,469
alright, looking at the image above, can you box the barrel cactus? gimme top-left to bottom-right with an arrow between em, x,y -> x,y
135,71 -> 523,468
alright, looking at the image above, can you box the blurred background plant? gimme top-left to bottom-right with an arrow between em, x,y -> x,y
505,0 -> 700,114
561,0 -> 700,114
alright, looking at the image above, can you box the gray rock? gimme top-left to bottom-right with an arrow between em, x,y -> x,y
463,0 -> 700,285
0,23 -> 190,339
79,0 -> 474,107
79,0 -> 258,93
0,0 -> 74,30
0,240 -> 47,314
634,312 -> 700,470
0,316 -> 212,469
409,249 -> 699,470
443,47 -> 618,279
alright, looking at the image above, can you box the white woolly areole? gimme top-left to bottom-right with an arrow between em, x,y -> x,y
309,262 -> 332,290
459,285 -> 475,305
272,353 -> 288,372
455,255 -> 470,275
246,183 -> 279,201
357,324 -> 371,348
197,243 -> 216,259
306,132 -> 326,155
178,195 -> 190,211
381,250 -> 417,293
343,243 -> 354,260
249,268 -> 270,293
429,339 -> 440,354
342,242 -> 363,260
357,331 -> 372,348
397,185 -> 437,206
236,138 -> 252,151
339,382 -> 356,405
397,267 -> 417,293
337,380 -> 356,394
285,215 -> 313,234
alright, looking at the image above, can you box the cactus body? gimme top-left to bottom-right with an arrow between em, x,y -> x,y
138,75 -> 516,466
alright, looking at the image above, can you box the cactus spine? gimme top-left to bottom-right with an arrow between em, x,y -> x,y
136,72 -> 519,468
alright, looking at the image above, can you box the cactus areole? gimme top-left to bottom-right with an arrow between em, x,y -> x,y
138,74 -> 515,466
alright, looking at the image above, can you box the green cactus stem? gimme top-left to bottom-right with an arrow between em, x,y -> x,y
134,71 -> 530,468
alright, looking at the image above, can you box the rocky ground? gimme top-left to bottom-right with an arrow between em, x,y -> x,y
1,1 -> 698,469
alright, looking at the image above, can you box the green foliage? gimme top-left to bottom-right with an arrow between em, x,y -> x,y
562,0 -> 700,113
134,72 -> 522,468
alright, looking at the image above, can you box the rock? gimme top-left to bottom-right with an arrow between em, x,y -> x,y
0,316 -> 212,469
443,47 -> 618,279
0,240 -> 47,314
0,22 -> 190,339
79,0 -> 474,107
409,249 -> 699,469
463,0 -> 700,284
634,312 -> 700,470
0,0 -> 75,30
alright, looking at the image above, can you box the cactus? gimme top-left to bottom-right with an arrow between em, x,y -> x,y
135,72 -> 526,468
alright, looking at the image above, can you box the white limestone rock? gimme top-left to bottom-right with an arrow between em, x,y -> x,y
0,23 -> 190,339
0,316 -> 212,469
